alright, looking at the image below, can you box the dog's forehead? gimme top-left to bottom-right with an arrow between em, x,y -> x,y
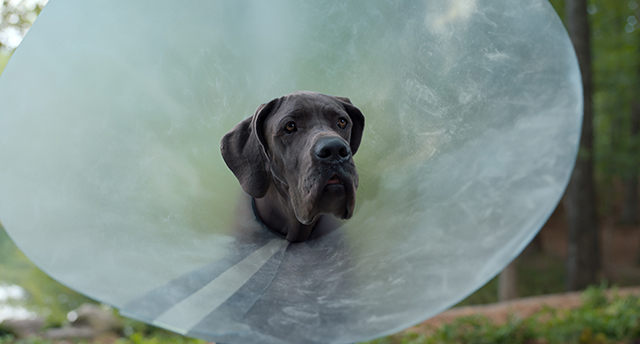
277,93 -> 344,118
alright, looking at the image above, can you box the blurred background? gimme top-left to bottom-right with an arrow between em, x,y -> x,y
0,0 -> 639,343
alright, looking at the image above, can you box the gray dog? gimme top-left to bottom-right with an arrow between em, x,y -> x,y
221,91 -> 365,242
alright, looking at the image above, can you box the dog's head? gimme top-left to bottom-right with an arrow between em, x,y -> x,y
221,91 -> 365,226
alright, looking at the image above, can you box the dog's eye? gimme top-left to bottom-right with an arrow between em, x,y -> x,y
337,117 -> 348,129
284,121 -> 297,133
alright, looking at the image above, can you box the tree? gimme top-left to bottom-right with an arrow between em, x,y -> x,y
563,0 -> 600,291
498,260 -> 518,301
622,3 -> 640,228
622,101 -> 639,226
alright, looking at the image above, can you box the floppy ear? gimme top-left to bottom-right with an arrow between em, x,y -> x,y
220,99 -> 279,198
335,97 -> 365,155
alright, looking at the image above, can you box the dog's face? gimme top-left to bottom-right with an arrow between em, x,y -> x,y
221,91 -> 365,226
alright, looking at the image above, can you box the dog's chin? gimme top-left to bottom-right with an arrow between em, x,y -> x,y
294,176 -> 356,225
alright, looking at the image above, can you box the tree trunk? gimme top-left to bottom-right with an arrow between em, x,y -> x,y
563,0 -> 600,291
498,260 -> 518,301
622,101 -> 639,226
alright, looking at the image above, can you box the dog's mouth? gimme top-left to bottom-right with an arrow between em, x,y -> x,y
316,171 -> 355,221
325,174 -> 344,186
293,169 -> 357,225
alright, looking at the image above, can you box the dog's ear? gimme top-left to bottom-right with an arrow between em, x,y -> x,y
220,99 -> 280,198
335,97 -> 365,155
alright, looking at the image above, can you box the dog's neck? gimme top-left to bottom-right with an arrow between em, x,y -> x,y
252,184 -> 318,242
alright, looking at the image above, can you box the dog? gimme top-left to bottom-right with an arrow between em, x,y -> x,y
221,91 -> 365,242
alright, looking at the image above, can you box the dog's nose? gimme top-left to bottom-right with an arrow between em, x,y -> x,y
315,137 -> 351,161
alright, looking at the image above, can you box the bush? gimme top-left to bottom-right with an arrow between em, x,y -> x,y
366,286 -> 640,344
0,328 -> 15,343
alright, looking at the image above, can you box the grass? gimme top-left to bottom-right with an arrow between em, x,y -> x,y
0,331 -> 207,344
365,286 -> 640,344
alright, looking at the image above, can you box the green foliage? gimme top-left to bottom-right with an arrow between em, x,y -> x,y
0,331 -> 206,344
530,286 -> 640,344
115,332 -> 206,344
0,324 -> 16,341
0,338 -> 90,344
366,286 -> 640,344
547,0 -> 640,215
588,0 -> 640,213
398,316 -> 535,344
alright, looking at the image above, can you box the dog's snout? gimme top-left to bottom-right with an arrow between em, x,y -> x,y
315,137 -> 351,161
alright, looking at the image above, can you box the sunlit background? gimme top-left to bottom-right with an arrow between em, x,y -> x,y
0,0 -> 47,51
0,0 -> 47,76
